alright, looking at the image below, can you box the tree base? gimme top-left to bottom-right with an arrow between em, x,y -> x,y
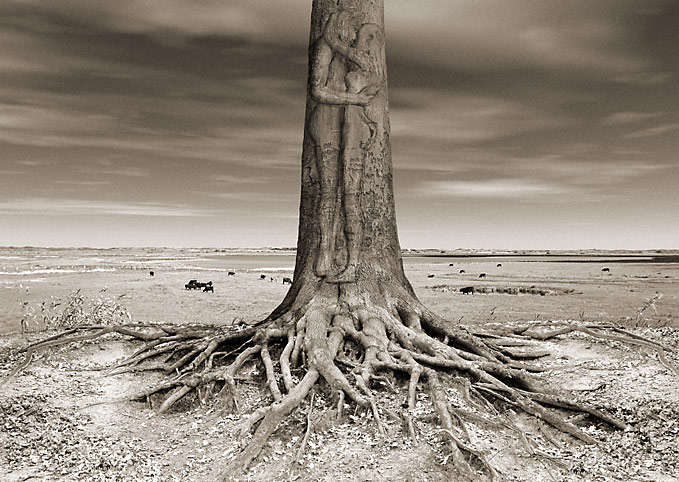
3,275 -> 676,480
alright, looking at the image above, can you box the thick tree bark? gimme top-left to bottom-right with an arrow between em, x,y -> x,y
273,0 -> 413,315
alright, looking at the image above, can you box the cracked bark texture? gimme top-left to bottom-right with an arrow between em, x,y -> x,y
272,0 -> 412,302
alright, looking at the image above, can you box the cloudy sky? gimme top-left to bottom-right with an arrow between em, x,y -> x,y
1,0 -> 677,249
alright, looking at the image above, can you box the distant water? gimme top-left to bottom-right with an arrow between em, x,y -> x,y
1,250 -> 677,280
0,253 -> 298,278
190,254 -> 296,271
0,268 -> 115,276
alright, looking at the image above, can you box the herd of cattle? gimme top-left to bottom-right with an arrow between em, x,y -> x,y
182,272 -> 293,293
177,264 -> 614,294
184,280 -> 214,292
258,274 -> 293,284
427,263 -> 612,295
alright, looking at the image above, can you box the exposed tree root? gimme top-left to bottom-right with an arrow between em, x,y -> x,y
3,283 -> 673,480
500,321 -> 679,376
295,390 -> 316,462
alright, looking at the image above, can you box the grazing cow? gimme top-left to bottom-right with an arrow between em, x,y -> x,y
479,273 -> 486,278
449,263 -> 454,267
459,270 -> 465,274
260,274 -> 267,280
228,271 -> 236,276
460,286 -> 475,294
496,264 -> 502,268
602,267 -> 610,272
283,277 -> 293,285
189,280 -> 211,290
149,271 -> 154,276
203,285 -> 214,292
270,277 -> 278,282
427,274 -> 435,278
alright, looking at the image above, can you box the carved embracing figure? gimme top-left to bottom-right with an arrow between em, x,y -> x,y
308,9 -> 385,282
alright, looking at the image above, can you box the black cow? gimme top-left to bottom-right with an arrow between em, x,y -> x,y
459,270 -> 465,274
460,286 -> 475,294
496,264 -> 502,268
449,263 -> 454,267
602,267 -> 610,272
228,271 -> 236,276
479,273 -> 486,278
149,271 -> 154,276
283,277 -> 293,285
204,285 -> 214,292
427,274 -> 435,278
260,274 -> 267,279
186,280 -> 211,290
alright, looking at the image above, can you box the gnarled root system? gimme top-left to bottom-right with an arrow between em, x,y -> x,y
4,278 -> 674,481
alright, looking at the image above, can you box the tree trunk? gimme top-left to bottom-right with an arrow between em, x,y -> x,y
271,0 -> 417,323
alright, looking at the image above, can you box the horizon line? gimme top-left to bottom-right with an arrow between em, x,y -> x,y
1,246 -> 677,253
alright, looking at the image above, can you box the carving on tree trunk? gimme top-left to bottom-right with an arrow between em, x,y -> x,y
308,9 -> 385,281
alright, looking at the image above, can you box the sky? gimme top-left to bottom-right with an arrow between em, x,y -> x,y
0,0 -> 678,250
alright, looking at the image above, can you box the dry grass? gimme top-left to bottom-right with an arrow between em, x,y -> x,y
19,289 -> 132,332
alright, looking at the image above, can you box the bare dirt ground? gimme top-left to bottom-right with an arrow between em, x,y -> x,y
1,248 -> 678,481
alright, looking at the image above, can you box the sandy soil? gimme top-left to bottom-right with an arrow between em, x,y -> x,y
1,248 -> 678,481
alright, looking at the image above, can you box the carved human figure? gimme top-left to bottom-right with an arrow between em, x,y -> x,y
323,19 -> 385,282
308,10 -> 374,278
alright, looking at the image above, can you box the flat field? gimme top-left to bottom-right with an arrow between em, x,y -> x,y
1,248 -> 678,481
2,248 -> 677,333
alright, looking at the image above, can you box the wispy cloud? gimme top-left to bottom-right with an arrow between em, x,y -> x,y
622,123 -> 679,139
390,88 -> 573,144
208,174 -> 268,185
613,71 -> 673,85
207,191 -> 294,203
387,0 -> 670,78
0,93 -> 303,167
6,0 -> 668,78
411,179 -> 574,199
53,180 -> 112,186
0,103 -> 114,134
600,111 -> 664,125
4,0 -> 311,44
0,198 -> 218,217
399,156 -> 668,205
75,166 -> 150,178
510,157 -> 669,186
